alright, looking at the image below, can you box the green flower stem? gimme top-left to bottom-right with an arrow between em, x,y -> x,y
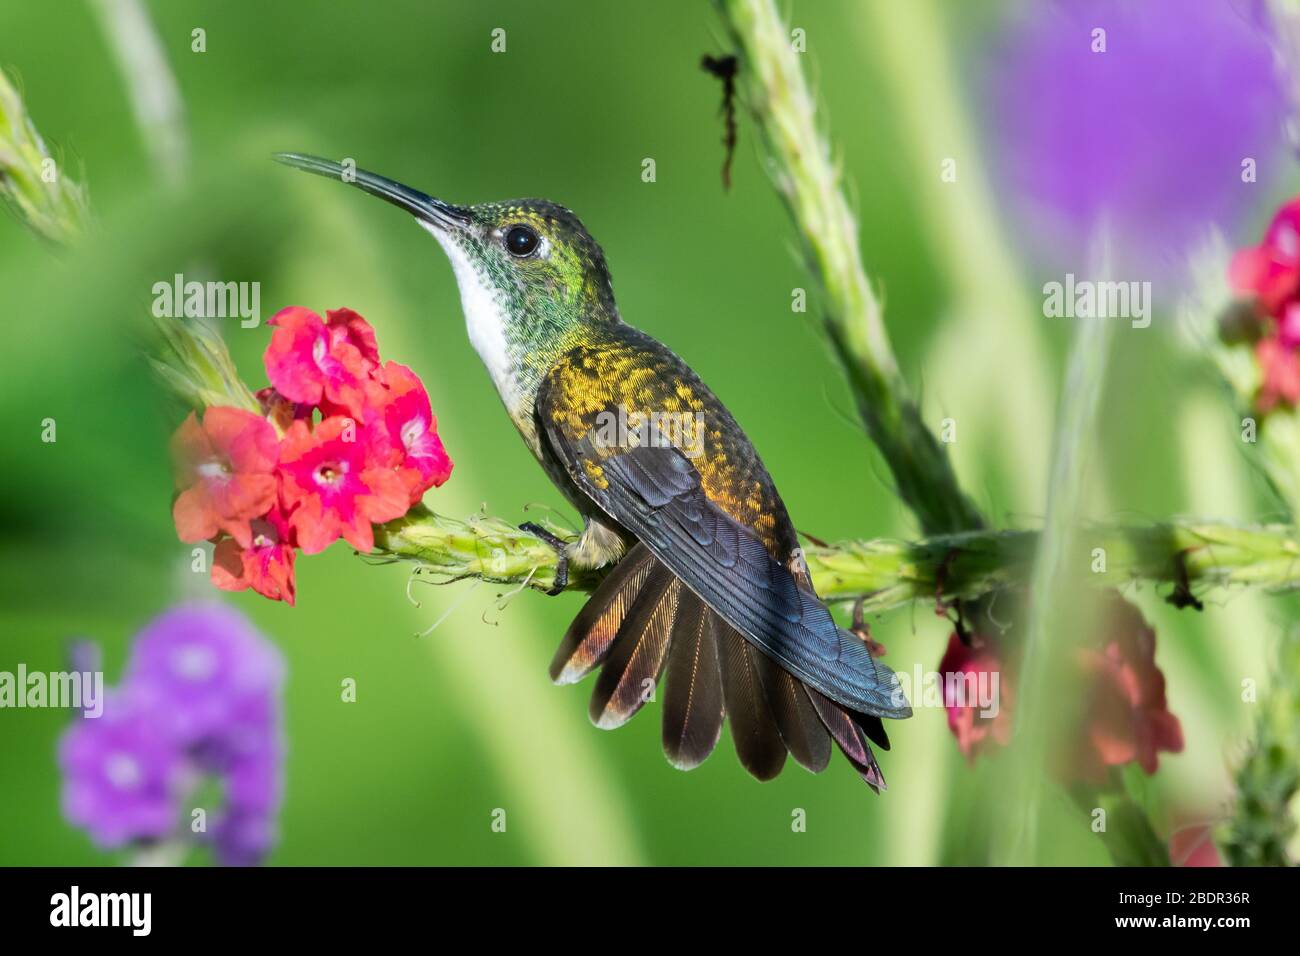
372,508 -> 594,596
714,0 -> 982,536
1222,626 -> 1300,866
375,508 -> 1300,610
139,319 -> 1300,617
0,67 -> 89,243
0,62 -> 250,414
149,314 -> 262,416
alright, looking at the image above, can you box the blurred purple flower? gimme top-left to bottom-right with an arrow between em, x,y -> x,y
59,689 -> 187,848
125,604 -> 284,744
58,603 -> 285,866
989,0 -> 1288,285
211,807 -> 279,867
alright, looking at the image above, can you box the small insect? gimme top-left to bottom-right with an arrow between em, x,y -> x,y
701,53 -> 739,190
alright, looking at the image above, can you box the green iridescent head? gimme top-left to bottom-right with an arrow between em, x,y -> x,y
442,199 -> 619,326
273,154 -> 620,394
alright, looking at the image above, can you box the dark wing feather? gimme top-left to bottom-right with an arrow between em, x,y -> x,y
661,591 -> 725,770
536,419 -> 910,719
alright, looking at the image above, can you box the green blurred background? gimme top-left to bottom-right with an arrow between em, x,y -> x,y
0,0 -> 1286,865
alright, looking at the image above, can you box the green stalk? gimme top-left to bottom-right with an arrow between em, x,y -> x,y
714,0 -> 982,535
375,507 -> 1300,611
142,304 -> 1300,615
1222,626 -> 1300,866
149,314 -> 262,415
0,68 -> 89,243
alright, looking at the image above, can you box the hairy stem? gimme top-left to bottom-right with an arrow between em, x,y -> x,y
375,507 -> 1300,610
1222,625 -> 1300,866
0,68 -> 89,243
714,0 -> 982,535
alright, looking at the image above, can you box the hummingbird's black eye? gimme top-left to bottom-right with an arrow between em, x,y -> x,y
505,225 -> 540,257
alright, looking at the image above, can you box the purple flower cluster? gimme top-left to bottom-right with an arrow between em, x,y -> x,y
988,0 -> 1287,284
59,604 -> 285,866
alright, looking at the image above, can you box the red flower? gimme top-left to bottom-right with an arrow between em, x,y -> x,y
1230,199 -> 1300,413
212,508 -> 297,605
1230,197 -> 1300,317
1278,302 -> 1300,349
1254,336 -> 1300,412
937,632 -> 1013,763
170,304 -> 456,608
276,416 -> 409,554
1071,598 -> 1184,785
171,408 -> 279,547
263,307 -> 380,418
366,361 -> 453,504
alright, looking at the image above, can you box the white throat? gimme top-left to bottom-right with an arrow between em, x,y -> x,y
420,220 -> 520,409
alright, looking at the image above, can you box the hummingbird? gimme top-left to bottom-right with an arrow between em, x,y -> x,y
274,153 -> 912,788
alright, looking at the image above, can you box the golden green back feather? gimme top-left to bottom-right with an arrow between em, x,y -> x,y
538,329 -> 798,561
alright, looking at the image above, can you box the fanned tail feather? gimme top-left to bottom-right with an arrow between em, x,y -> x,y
554,556 -> 891,789
588,569 -> 680,729
806,687 -> 887,792
661,589 -> 725,769
717,620 -> 788,781
855,712 -> 891,751
753,645 -> 832,773
549,543 -> 656,685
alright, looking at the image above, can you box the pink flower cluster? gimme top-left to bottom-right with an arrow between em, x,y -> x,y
937,595 -> 1182,784
170,307 -> 453,604
1230,198 -> 1300,411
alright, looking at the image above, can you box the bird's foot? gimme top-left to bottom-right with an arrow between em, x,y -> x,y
520,521 -> 568,596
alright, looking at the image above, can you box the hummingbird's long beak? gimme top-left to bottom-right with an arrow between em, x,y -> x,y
272,152 -> 471,229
